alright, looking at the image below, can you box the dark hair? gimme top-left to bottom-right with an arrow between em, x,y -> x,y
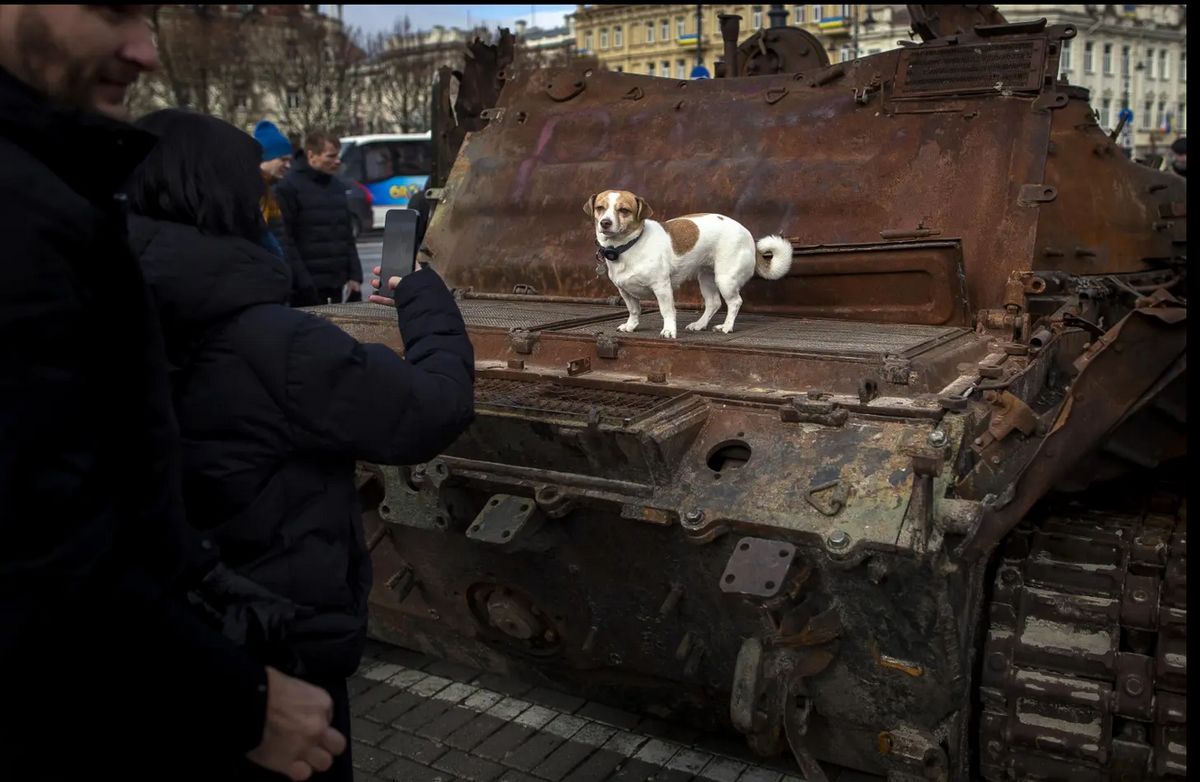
125,108 -> 266,244
304,129 -> 340,154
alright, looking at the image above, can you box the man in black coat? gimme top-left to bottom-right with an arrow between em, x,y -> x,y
0,6 -> 344,779
276,129 -> 363,305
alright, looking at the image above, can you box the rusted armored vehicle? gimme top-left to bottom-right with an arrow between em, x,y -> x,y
316,6 -> 1186,780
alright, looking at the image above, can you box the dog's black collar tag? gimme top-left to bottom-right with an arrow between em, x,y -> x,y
595,229 -> 644,266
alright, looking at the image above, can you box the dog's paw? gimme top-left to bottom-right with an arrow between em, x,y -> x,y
712,324 -> 734,334
685,321 -> 708,332
660,326 -> 678,339
617,322 -> 638,333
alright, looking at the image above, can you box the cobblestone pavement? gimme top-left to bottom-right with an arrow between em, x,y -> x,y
348,640 -> 883,782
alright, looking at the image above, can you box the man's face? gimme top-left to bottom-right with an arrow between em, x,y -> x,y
307,142 -> 341,175
0,5 -> 157,120
1174,151 -> 1186,171
261,155 -> 291,181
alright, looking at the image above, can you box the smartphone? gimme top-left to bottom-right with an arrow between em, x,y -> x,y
376,208 -> 420,299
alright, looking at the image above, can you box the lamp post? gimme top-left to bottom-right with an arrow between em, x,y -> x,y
696,4 -> 704,67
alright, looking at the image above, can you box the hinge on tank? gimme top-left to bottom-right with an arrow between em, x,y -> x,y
509,328 -> 538,354
595,331 -> 620,360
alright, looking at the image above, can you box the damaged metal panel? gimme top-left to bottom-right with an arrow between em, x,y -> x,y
423,51 -> 1049,318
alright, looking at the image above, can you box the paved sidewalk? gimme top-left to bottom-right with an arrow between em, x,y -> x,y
348,640 -> 883,782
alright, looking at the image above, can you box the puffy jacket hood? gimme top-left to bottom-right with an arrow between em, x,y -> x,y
128,214 -> 292,339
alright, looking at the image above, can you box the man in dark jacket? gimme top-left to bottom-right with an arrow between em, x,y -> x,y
0,5 -> 344,779
276,129 -> 363,305
256,119 -> 318,306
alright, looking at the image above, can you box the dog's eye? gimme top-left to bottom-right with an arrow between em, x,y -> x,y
618,208 -> 631,215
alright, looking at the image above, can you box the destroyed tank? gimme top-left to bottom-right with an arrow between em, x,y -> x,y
314,7 -> 1186,780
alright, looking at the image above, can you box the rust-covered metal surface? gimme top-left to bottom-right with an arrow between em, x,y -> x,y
314,14 -> 1187,782
422,43 -> 1053,322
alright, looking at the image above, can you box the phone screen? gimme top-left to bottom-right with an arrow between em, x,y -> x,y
377,208 -> 420,299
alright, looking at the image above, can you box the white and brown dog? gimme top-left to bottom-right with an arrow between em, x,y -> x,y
586,189 -> 793,338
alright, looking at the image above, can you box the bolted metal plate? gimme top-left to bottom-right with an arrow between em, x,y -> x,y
894,40 -> 1045,98
466,494 -> 540,546
720,537 -> 797,598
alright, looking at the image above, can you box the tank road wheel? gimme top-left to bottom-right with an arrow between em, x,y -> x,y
978,480 -> 1186,779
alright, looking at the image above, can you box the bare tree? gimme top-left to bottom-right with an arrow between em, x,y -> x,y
357,18 -> 468,134
257,7 -> 367,136
142,5 -> 257,123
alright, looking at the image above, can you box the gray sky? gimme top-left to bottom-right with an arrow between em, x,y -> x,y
341,5 -> 576,36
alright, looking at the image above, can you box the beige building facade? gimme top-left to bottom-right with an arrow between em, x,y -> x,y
570,4 -> 864,78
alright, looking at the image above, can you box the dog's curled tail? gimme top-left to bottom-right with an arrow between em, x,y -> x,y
754,235 -> 794,281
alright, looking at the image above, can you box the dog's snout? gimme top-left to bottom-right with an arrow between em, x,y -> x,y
599,218 -> 613,229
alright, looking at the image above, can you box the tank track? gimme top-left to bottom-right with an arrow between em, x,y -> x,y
978,479 -> 1187,780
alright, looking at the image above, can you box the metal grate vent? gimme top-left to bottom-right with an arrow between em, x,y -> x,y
305,302 -> 390,320
476,378 -> 671,422
560,312 -> 960,357
458,300 -> 624,331
894,40 -> 1044,97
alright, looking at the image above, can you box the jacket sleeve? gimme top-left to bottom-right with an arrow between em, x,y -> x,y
0,216 -> 269,757
260,267 -> 474,464
345,210 -> 363,285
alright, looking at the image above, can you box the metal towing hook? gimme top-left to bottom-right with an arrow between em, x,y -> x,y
730,605 -> 842,781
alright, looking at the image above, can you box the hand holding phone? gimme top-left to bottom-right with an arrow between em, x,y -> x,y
369,208 -> 419,304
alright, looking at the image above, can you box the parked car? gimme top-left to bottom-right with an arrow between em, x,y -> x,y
338,132 -> 433,230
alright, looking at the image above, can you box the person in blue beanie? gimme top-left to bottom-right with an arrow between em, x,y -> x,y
255,120 -> 317,306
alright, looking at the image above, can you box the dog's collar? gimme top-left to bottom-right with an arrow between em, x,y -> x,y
596,230 -> 644,263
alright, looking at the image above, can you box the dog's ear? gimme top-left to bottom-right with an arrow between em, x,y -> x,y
635,196 -> 654,221
583,194 -> 597,217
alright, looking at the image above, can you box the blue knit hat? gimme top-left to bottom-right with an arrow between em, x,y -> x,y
254,120 -> 292,162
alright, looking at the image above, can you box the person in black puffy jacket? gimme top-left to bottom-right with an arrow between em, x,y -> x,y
124,108 -> 476,781
276,128 -> 363,305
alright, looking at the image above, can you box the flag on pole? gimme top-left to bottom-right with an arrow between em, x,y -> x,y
1159,111 -> 1173,134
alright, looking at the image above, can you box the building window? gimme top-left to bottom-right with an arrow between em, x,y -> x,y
661,19 -> 669,41
1121,45 -> 1130,77
839,44 -> 851,63
1181,51 -> 1187,82
647,62 -> 655,76
662,60 -> 670,75
1159,50 -> 1169,80
795,5 -> 806,24
1145,47 -> 1155,79
1179,102 -> 1186,131
600,28 -> 608,49
1143,99 -> 1153,129
585,33 -> 592,51
1060,39 -> 1072,74
676,59 -> 686,79
286,88 -> 300,109
1103,43 -> 1112,75
752,6 -> 763,28
614,25 -> 623,47
645,21 -> 654,44
1101,98 -> 1112,129
1157,100 -> 1166,130
814,5 -> 823,21
615,65 -> 624,73
233,85 -> 250,109
676,16 -> 685,38
1084,41 -> 1094,73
